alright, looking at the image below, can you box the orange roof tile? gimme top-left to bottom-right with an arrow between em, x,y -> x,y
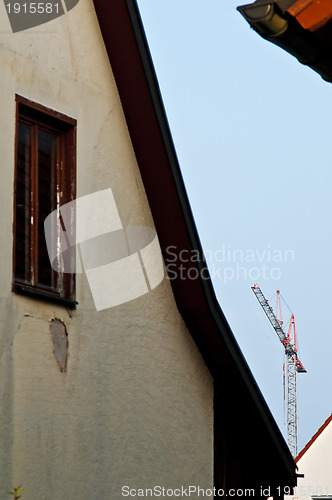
288,0 -> 332,31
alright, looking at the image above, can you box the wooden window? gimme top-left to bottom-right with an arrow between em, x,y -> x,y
13,95 -> 77,306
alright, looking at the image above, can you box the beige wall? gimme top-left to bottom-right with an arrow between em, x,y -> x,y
285,420 -> 332,500
0,2 -> 213,498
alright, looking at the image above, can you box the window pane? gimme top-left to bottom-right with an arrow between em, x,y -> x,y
15,122 -> 31,283
38,129 -> 58,290
14,98 -> 76,303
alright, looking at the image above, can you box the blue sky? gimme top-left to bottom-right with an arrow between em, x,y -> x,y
137,0 -> 332,453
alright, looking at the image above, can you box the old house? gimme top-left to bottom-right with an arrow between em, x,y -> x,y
237,0 -> 332,82
1,0 -> 298,498
286,414 -> 332,499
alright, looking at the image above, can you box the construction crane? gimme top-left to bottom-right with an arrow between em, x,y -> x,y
251,284 -> 306,458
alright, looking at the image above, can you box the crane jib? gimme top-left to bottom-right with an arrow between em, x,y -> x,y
251,284 -> 307,459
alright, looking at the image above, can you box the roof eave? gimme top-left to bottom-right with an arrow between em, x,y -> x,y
92,0 -> 297,487
237,0 -> 332,83
296,413 -> 332,462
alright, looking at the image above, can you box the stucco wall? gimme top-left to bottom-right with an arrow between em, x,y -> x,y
0,2 -> 213,498
285,419 -> 332,499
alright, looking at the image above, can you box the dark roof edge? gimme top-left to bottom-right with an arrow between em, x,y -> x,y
125,0 -> 295,478
93,0 -> 296,483
237,0 -> 332,83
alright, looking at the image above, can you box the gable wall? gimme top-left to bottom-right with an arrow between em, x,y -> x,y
0,2 -> 213,498
285,420 -> 332,499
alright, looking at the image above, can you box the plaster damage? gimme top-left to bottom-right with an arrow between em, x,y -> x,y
50,319 -> 68,372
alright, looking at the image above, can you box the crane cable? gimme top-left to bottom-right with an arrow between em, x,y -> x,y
279,291 -> 303,364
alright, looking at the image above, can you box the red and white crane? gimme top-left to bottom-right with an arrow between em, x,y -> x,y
251,284 -> 306,458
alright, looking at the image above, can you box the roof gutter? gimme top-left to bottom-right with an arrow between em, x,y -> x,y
125,0 -> 297,482
93,0 -> 297,486
237,0 -> 332,83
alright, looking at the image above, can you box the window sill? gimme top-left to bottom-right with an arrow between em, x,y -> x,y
13,282 -> 77,309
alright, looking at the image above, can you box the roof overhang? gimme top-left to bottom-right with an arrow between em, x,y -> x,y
237,0 -> 332,82
92,0 -> 298,491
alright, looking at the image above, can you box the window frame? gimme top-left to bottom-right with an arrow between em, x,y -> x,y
13,95 -> 77,307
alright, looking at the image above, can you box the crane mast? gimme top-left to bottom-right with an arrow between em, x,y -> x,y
251,284 -> 306,458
